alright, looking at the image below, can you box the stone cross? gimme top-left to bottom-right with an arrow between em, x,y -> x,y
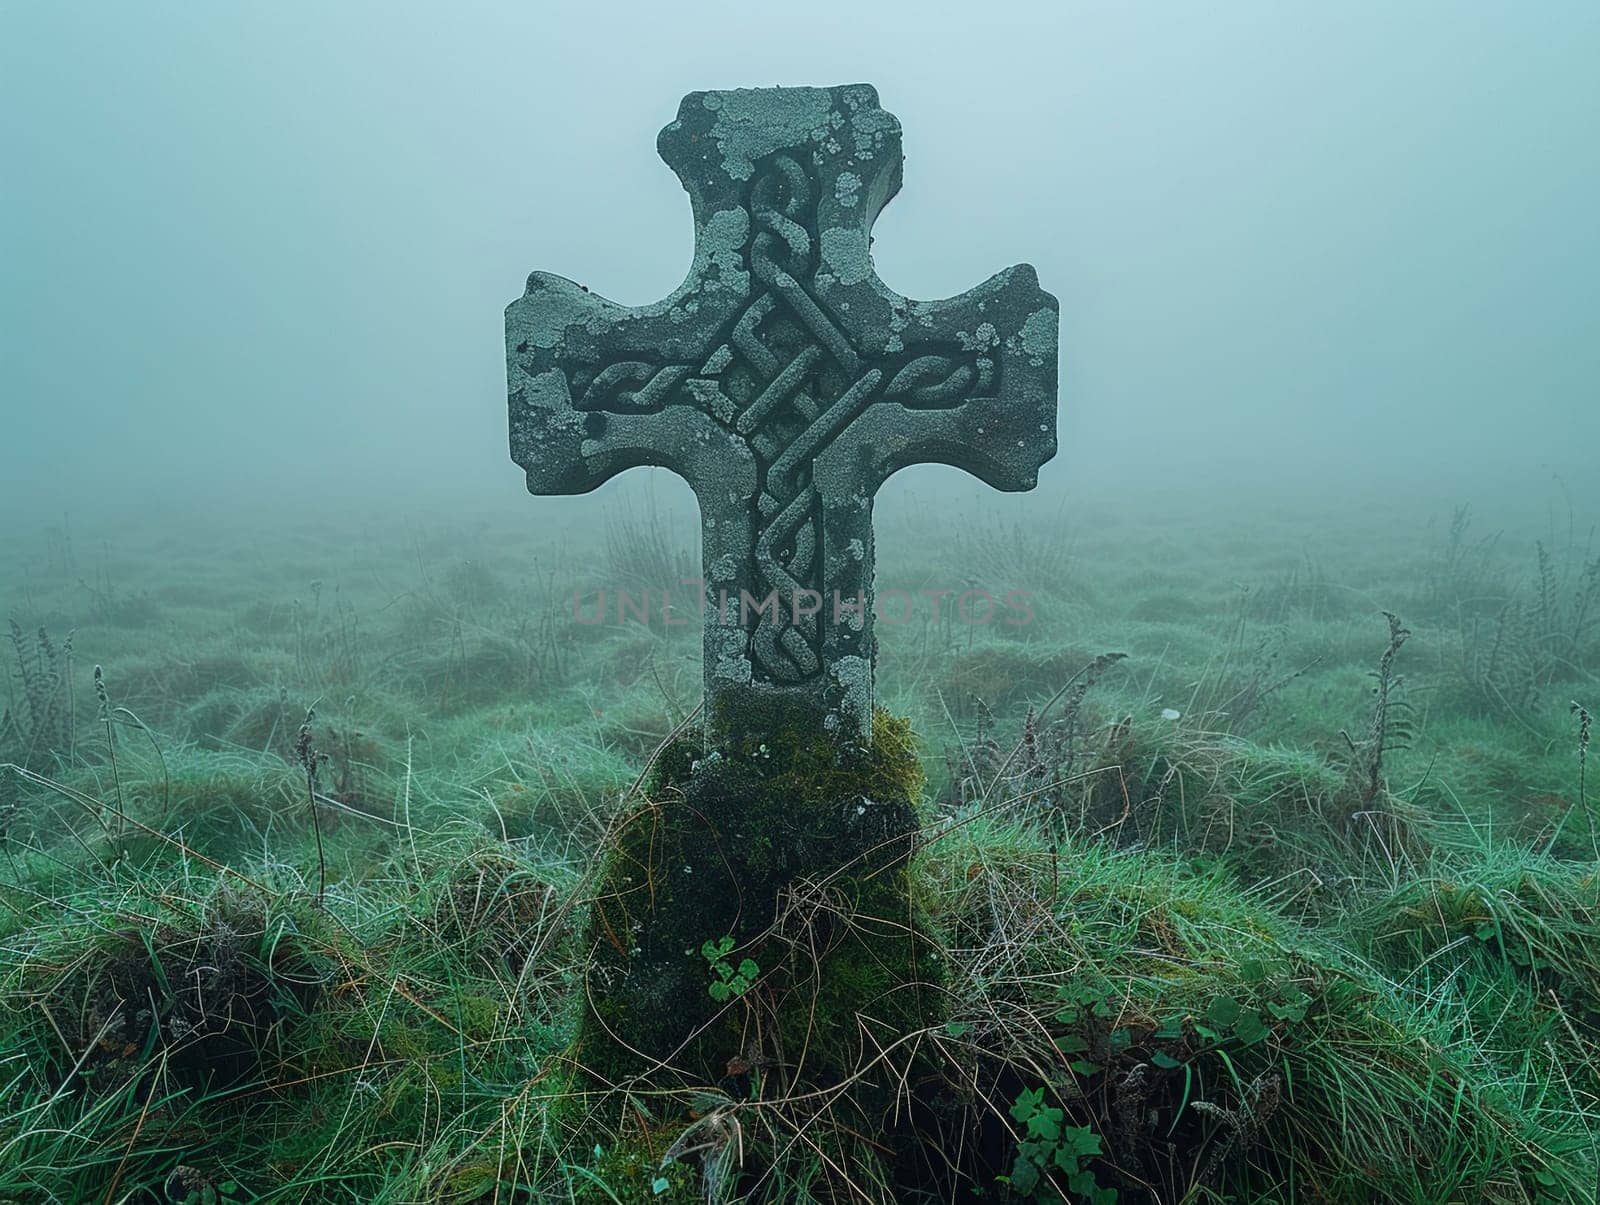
506,84 -> 1059,743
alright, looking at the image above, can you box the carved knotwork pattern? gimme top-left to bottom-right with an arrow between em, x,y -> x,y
566,154 -> 996,684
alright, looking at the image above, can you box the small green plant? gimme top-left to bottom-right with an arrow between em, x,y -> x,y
1051,978 -> 1122,1077
165,1166 -> 245,1205
1150,970 -> 1312,1067
294,704 -> 327,905
1544,700 -> 1596,859
699,936 -> 758,1002
3,621 -> 75,771
93,663 -> 123,845
1341,610 -> 1412,806
1004,1085 -> 1116,1204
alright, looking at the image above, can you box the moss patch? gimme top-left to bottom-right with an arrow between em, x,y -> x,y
573,703 -> 944,1134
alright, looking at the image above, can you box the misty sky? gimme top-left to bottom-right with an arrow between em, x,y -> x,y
2,2 -> 1597,522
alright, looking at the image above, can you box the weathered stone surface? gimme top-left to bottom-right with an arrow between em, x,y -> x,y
507,84 -> 1060,742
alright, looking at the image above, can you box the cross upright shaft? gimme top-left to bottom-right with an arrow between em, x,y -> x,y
506,84 -> 1060,743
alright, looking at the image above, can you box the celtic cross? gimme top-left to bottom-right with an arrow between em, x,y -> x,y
506,85 -> 1059,743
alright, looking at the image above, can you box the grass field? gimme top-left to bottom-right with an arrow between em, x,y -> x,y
1,481 -> 1597,1203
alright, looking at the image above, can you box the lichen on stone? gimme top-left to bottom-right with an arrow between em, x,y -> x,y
702,87 -> 835,182
697,208 -> 751,292
508,277 -> 598,351
1021,305 -> 1057,361
820,226 -> 872,285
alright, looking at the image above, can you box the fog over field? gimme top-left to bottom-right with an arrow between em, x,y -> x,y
3,1 -> 1597,525
3,6 -> 1600,1204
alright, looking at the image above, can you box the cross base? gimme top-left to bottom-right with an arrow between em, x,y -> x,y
567,709 -> 944,1147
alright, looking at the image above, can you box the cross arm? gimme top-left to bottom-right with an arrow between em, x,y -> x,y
814,263 -> 1060,500
506,270 -> 753,496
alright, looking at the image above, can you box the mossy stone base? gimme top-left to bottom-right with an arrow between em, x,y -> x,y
573,704 -> 943,1122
